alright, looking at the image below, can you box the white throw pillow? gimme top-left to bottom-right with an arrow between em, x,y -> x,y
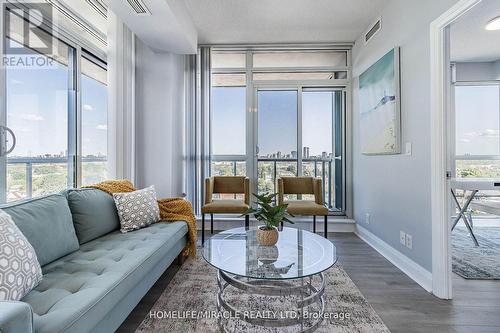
113,186 -> 161,233
0,209 -> 43,301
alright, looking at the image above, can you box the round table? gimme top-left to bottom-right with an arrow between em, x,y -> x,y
202,227 -> 337,333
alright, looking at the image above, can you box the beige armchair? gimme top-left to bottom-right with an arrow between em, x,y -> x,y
201,176 -> 250,244
278,176 -> 329,237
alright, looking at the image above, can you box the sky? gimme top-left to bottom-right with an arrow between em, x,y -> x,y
5,57 -> 107,157
212,88 -> 336,157
455,85 -> 500,156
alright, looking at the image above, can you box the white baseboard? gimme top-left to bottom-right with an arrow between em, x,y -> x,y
196,217 -> 356,232
355,224 -> 433,293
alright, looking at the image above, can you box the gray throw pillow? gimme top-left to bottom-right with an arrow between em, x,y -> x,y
112,186 -> 161,233
0,209 -> 42,301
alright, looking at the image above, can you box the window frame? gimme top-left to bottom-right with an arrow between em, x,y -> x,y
1,3 -> 108,202
209,47 -> 352,216
453,81 -> 500,178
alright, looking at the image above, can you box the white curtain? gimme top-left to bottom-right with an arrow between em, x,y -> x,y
185,47 -> 211,214
107,11 -> 136,182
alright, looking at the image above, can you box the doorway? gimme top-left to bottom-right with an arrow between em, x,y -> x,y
431,0 -> 500,299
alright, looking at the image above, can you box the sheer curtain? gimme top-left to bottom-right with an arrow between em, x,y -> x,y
184,47 -> 211,215
107,11 -> 136,183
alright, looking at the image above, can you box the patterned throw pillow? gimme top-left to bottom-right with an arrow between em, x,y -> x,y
113,186 -> 161,233
0,209 -> 43,301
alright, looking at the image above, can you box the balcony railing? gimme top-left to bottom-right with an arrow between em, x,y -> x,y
6,156 -> 107,201
210,157 -> 339,210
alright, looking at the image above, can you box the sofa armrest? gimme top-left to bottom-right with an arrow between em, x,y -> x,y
0,301 -> 34,333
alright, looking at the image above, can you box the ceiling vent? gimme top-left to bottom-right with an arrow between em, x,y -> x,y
126,0 -> 151,16
364,17 -> 381,45
86,0 -> 107,18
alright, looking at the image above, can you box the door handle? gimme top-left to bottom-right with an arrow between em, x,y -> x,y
0,125 -> 16,157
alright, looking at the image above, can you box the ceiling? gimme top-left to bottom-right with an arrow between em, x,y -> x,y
451,0 -> 500,62
184,0 -> 388,44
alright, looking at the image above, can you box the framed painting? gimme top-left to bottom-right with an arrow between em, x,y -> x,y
359,47 -> 401,155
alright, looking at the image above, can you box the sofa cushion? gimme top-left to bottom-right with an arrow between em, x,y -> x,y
113,186 -> 160,233
67,189 -> 120,244
21,221 -> 187,333
0,210 -> 42,301
2,195 -> 79,267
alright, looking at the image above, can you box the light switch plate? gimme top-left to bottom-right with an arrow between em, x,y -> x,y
405,142 -> 412,155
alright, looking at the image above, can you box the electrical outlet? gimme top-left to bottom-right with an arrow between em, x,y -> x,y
365,213 -> 370,225
400,231 -> 406,245
405,234 -> 413,249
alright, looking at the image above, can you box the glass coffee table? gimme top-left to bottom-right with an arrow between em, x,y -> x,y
202,227 -> 337,333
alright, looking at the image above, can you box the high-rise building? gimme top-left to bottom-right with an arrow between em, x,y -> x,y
291,150 -> 297,158
303,147 -> 310,158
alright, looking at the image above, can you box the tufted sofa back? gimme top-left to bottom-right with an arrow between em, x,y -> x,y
1,188 -> 121,267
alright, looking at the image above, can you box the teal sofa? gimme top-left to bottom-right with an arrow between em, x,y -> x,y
0,189 -> 188,333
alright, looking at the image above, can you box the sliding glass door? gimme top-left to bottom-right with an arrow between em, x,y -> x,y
4,35 -> 76,202
257,90 -> 298,194
0,5 -> 108,203
254,87 -> 345,211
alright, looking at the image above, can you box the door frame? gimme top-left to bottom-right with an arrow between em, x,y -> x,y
430,0 -> 482,299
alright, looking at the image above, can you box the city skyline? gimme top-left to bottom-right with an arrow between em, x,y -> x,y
260,146 -> 334,160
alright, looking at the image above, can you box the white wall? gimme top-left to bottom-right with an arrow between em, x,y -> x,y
455,61 -> 500,81
135,37 -> 185,198
494,60 -> 500,79
352,0 -> 458,271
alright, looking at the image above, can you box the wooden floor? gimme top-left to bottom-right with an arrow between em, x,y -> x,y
118,232 -> 500,333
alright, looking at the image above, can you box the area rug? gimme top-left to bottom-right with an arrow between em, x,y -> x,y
136,255 -> 390,333
452,226 -> 500,279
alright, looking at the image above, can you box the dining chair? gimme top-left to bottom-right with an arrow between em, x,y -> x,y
201,176 -> 250,244
278,176 -> 329,238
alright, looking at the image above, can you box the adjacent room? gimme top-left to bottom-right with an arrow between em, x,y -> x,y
448,0 -> 500,289
0,1 -> 499,333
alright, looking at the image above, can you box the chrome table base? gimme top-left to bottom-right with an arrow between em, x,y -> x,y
216,270 -> 326,333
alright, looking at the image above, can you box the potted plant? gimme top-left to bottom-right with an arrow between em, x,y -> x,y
242,192 -> 294,246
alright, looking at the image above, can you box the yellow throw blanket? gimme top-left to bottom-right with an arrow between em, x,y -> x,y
87,180 -> 197,257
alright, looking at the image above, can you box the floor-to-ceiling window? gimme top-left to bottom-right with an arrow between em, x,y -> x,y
209,48 -> 350,213
81,54 -> 108,186
454,83 -> 500,178
5,37 -> 75,201
1,4 -> 107,202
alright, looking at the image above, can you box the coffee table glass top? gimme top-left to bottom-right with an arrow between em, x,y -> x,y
202,227 -> 337,280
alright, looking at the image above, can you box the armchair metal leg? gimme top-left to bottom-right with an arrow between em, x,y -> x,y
202,214 -> 205,245
210,214 -> 214,234
245,215 -> 249,229
324,215 -> 328,238
313,216 -> 316,233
